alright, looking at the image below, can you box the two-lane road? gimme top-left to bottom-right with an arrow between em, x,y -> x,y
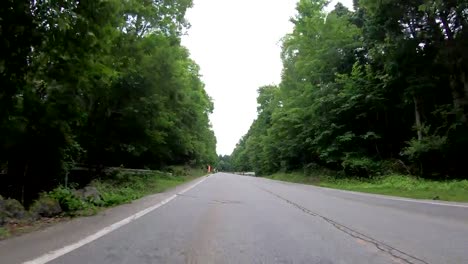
3,173 -> 468,263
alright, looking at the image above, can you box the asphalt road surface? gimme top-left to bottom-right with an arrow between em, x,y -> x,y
3,173 -> 468,264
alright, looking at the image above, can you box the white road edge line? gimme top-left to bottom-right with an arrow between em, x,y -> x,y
23,176 -> 210,264
264,177 -> 468,208
340,190 -> 468,208
323,187 -> 468,208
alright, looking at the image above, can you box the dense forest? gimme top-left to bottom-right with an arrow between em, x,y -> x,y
230,0 -> 468,179
0,0 -> 217,203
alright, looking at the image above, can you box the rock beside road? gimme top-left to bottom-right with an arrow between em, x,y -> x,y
74,186 -> 102,204
0,196 -> 28,226
29,195 -> 62,219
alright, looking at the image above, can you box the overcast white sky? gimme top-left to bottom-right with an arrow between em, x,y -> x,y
182,0 -> 353,155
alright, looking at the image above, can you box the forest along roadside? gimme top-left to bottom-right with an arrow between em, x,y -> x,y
9,173 -> 467,264
1,0 -> 218,244
0,167 -> 207,240
226,1 -> 468,196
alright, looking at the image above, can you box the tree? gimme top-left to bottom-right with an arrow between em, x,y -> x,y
0,0 -> 217,203
232,0 -> 468,179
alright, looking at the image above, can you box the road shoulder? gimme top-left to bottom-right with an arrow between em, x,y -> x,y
0,175 -> 209,264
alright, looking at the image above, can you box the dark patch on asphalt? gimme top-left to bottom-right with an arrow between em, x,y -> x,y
257,185 -> 430,264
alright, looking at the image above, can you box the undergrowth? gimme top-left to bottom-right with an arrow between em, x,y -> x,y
268,172 -> 468,202
0,167 -> 207,240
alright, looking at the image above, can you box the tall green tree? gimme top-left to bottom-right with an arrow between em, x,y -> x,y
232,0 -> 468,179
0,0 -> 217,203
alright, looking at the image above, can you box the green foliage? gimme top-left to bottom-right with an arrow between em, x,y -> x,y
231,0 -> 468,180
48,187 -> 92,214
217,155 -> 234,172
0,0 -> 216,202
341,156 -> 381,177
402,137 -> 447,161
0,227 -> 10,239
24,168 -> 202,216
322,175 -> 468,202
269,172 -> 468,202
401,134 -> 447,177
94,170 -> 199,207
166,166 -> 191,177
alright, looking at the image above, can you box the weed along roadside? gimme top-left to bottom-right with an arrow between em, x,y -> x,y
267,172 -> 468,202
0,166 -> 207,240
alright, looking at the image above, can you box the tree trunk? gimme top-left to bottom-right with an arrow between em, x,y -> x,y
459,71 -> 468,123
413,96 -> 423,141
439,12 -> 468,124
21,162 -> 29,205
450,74 -> 468,124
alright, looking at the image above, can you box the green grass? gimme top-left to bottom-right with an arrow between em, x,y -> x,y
0,168 -> 207,240
0,227 -> 10,240
268,172 -> 468,202
93,168 -> 205,207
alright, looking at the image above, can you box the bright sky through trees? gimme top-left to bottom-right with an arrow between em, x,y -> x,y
182,0 -> 353,155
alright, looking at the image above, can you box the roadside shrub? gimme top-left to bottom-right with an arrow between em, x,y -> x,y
402,135 -> 447,178
94,185 -> 133,207
380,159 -> 412,175
341,156 -> 380,177
0,195 -> 6,225
48,186 -> 89,213
29,194 -> 62,218
1,196 -> 30,225
166,166 -> 189,176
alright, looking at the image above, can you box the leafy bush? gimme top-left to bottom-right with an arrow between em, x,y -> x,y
166,166 -> 190,176
380,159 -> 412,175
48,186 -> 90,213
402,135 -> 447,177
94,170 -> 197,207
93,172 -> 161,206
341,156 -> 380,177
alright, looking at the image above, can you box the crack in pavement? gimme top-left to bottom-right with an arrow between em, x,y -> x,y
177,193 -> 242,205
257,185 -> 430,264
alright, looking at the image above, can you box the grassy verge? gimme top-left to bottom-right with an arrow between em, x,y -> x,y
0,227 -> 10,240
0,167 -> 207,240
93,168 -> 206,207
267,172 -> 468,202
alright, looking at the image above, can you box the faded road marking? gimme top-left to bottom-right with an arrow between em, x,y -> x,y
23,176 -> 210,264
